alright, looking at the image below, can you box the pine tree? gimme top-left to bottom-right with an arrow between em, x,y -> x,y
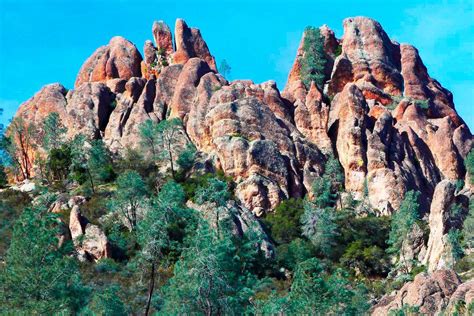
160,221 -> 239,314
85,285 -> 127,316
301,203 -> 339,257
139,118 -> 186,179
109,170 -> 148,231
70,135 -> 114,193
219,59 -> 232,78
137,181 -> 189,315
387,190 -> 420,254
0,193 -> 88,314
300,26 -> 327,89
40,112 -> 68,152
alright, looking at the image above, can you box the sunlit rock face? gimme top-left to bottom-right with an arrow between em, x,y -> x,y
12,17 -> 472,219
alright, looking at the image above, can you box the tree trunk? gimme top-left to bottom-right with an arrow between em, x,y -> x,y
145,262 -> 156,316
87,168 -> 95,194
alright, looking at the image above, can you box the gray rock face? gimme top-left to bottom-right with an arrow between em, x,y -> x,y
423,180 -> 469,272
69,204 -> 111,262
66,82 -> 115,139
372,270 -> 462,315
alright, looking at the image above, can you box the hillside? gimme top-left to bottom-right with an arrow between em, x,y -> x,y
1,16 -> 473,315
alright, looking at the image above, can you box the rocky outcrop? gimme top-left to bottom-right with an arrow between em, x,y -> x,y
152,21 -> 173,55
423,180 -> 469,272
11,16 -> 473,218
14,83 -> 70,129
173,19 -> 216,71
69,204 -> 111,262
75,36 -> 142,88
294,82 -> 332,152
372,270 -> 462,315
328,17 -> 403,96
447,280 -> 474,313
329,83 -> 368,196
183,78 -> 325,215
66,82 -> 116,139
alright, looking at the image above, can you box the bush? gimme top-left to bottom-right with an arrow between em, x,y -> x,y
340,241 -> 388,276
276,238 -> 315,270
0,190 -> 31,257
262,198 -> 304,244
95,258 -> 120,273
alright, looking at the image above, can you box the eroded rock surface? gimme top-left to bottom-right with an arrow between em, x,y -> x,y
12,16 -> 473,219
372,270 -> 462,315
75,36 -> 142,88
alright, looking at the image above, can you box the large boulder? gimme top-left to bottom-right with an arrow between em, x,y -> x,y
423,180 -> 469,272
372,270 -> 461,315
75,36 -> 142,88
329,83 -> 368,196
69,205 -> 111,262
328,17 -> 403,96
173,19 -> 217,71
65,82 -> 116,139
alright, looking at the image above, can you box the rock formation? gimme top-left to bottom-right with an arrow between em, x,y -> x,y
75,36 -> 142,88
422,180 -> 469,272
69,201 -> 111,262
12,17 -> 472,220
372,270 -> 467,315
8,15 -> 474,315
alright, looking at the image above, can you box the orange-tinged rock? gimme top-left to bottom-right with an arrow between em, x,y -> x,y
74,36 -> 142,88
173,19 -> 216,71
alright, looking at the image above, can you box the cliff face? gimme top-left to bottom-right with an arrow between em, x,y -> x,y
14,17 -> 472,217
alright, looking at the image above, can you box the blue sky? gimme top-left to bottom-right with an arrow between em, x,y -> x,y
0,0 -> 472,129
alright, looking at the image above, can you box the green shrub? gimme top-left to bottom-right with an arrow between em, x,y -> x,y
334,44 -> 342,57
340,241 -> 388,276
276,238 -> 315,270
0,190 -> 31,257
95,258 -> 120,273
262,198 -> 304,244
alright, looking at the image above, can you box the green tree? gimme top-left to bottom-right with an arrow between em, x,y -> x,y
387,191 -> 420,255
219,59 -> 232,78
176,143 -> 196,175
70,135 -> 114,193
466,149 -> 474,184
249,258 -> 369,314
85,285 -> 127,316
137,181 -> 190,315
195,177 -> 231,238
0,194 -> 88,314
462,201 -> 474,250
312,154 -> 344,208
40,112 -> 68,152
139,118 -> 185,179
160,222 -> 241,315
109,170 -> 148,231
301,203 -> 339,258
263,198 -> 304,244
47,144 -> 72,181
300,26 -> 327,89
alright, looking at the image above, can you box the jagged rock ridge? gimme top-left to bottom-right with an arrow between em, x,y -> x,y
15,16 -> 471,219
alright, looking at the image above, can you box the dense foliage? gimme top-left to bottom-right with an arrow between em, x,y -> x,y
0,109 -> 469,314
300,26 -> 327,89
